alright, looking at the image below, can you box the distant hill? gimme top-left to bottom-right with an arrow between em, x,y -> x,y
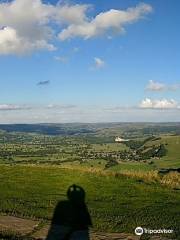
0,122 -> 179,136
0,124 -> 95,136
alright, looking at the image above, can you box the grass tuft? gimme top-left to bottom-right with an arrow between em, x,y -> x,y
161,172 -> 180,189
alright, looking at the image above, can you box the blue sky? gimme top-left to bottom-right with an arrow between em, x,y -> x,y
0,0 -> 180,123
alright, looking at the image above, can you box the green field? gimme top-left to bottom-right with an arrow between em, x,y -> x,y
0,165 -> 180,238
0,124 -> 180,239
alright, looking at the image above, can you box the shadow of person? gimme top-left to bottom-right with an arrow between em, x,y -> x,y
46,184 -> 92,240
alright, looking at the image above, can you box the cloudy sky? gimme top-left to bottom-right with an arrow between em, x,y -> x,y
0,0 -> 180,123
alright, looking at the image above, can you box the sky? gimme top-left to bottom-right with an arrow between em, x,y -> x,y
0,0 -> 180,123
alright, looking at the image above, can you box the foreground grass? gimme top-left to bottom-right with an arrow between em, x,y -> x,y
0,165 -> 180,238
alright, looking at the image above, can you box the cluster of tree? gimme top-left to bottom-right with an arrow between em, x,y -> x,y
104,159 -> 118,169
119,144 -> 167,161
124,136 -> 161,150
124,140 -> 144,150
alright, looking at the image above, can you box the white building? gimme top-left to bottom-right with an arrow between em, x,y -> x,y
115,137 -> 129,142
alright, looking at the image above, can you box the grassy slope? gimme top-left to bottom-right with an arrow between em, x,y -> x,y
156,135 -> 180,168
143,135 -> 180,169
0,165 -> 180,238
108,135 -> 180,172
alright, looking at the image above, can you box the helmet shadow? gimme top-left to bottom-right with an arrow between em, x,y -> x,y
46,184 -> 92,240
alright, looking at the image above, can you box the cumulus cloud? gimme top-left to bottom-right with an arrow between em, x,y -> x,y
94,57 -> 105,69
0,0 -> 152,55
139,98 -> 179,109
0,26 -> 55,55
58,3 -> 152,40
146,80 -> 180,91
0,0 -> 57,55
0,0 -> 88,55
54,3 -> 89,25
37,80 -> 50,85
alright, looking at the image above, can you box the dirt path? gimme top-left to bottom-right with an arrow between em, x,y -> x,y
0,215 -> 168,240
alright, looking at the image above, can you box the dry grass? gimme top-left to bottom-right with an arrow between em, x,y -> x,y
48,165 -> 180,189
161,172 -> 180,189
19,164 -> 180,189
60,166 -> 161,184
119,170 -> 160,183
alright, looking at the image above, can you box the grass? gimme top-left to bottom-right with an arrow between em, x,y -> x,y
0,164 -> 180,238
110,161 -> 155,172
144,135 -> 180,169
0,131 -> 180,239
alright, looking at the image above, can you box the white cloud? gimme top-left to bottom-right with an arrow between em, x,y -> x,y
58,3 -> 152,40
94,57 -> 105,69
0,0 -> 56,54
0,0 -> 89,55
146,80 -> 166,91
0,104 -> 30,111
0,1 -> 152,55
139,98 -> 179,109
1,103 -> 180,123
146,80 -> 180,92
54,4 -> 90,25
47,104 -> 77,109
0,26 -> 55,55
